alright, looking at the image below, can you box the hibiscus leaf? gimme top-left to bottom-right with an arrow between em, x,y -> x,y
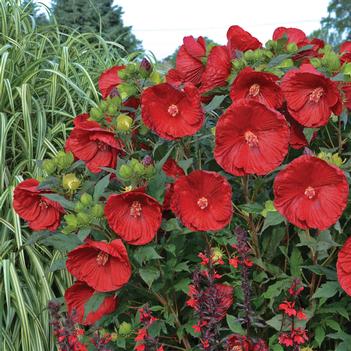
83,292 -> 110,320
37,177 -> 60,190
139,267 -> 160,288
226,315 -> 245,334
290,247 -> 303,278
93,174 -> 110,201
42,193 -> 75,210
312,281 -> 341,299
47,258 -> 66,272
239,202 -> 264,215
40,233 -> 82,251
315,325 -> 326,347
267,54 -> 291,68
266,315 -> 285,331
261,211 -> 284,233
204,95 -> 226,112
148,171 -> 167,203
25,230 -> 53,246
177,158 -> 193,173
134,246 -> 162,265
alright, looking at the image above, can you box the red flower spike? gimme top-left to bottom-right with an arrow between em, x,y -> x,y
281,64 -> 342,127
337,237 -> 351,296
278,300 -> 297,316
141,83 -> 204,140
65,114 -> 124,173
105,191 -> 162,245
230,67 -> 283,109
13,179 -> 64,231
170,170 -> 233,231
200,46 -> 232,94
274,155 -> 348,230
64,281 -> 117,326
66,239 -> 131,292
98,65 -> 125,99
227,25 -> 262,58
214,99 -> 289,176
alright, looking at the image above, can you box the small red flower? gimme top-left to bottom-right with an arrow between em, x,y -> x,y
13,179 -> 64,231
141,83 -> 204,140
274,155 -> 349,230
230,67 -> 283,109
337,237 -> 351,296
296,310 -> 307,320
200,46 -> 232,95
66,239 -> 131,292
64,281 -> 117,325
278,300 -> 297,316
214,100 -> 289,176
65,114 -> 124,173
98,65 -> 125,99
167,36 -> 206,86
273,27 -> 308,47
292,328 -> 308,345
281,64 -> 342,127
227,334 -> 252,351
227,25 -> 262,58
105,190 -> 162,245
229,257 -> 239,269
170,170 -> 233,231
278,332 -> 294,347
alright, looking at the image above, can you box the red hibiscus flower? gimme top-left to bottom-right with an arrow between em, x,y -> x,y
98,65 -> 125,99
64,281 -> 117,325
105,190 -> 162,245
227,334 -> 252,351
66,239 -> 131,292
214,100 -> 289,176
166,36 -> 206,86
340,41 -> 351,64
274,155 -> 348,230
13,178 -> 64,231
141,83 -> 204,140
227,25 -> 262,58
65,114 -> 124,173
199,46 -> 232,95
229,67 -> 283,109
170,170 -> 233,231
341,83 -> 351,110
281,64 -> 342,127
337,237 -> 351,296
273,27 -> 308,46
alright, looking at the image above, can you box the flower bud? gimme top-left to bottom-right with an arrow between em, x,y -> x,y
142,155 -> 153,166
91,203 -> 104,218
100,100 -> 108,112
232,59 -> 246,71
286,42 -> 298,53
133,161 -> 145,176
90,107 -> 103,121
144,165 -> 155,178
55,151 -> 74,169
75,201 -> 85,212
243,50 -> 255,61
265,39 -> 277,51
140,58 -> 152,78
118,322 -> 132,336
138,123 -> 149,136
322,51 -> 340,72
110,332 -> 118,342
212,247 -> 224,262
77,212 -> 90,225
310,57 -> 321,68
42,159 -> 56,174
119,164 -> 133,179
116,114 -> 133,132
107,103 -> 118,116
64,214 -> 78,228
80,193 -> 93,205
277,58 -> 294,69
62,173 -> 81,191
342,62 -> 351,76
118,83 -> 137,100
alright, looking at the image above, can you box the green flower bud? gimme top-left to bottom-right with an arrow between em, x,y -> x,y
80,193 -> 93,205
110,332 -> 118,342
265,39 -> 277,51
118,83 -> 137,100
138,123 -> 149,136
149,70 -> 162,84
133,162 -> 145,176
342,62 -> 351,76
119,164 -> 133,179
116,114 -> 133,132
144,165 -> 155,178
75,201 -> 85,212
77,212 -> 90,225
91,203 -> 104,218
100,100 -> 108,112
261,200 -> 276,217
232,59 -> 246,71
286,42 -> 298,53
90,107 -> 103,121
243,50 -> 255,61
55,151 -> 74,169
212,247 -> 224,262
62,173 -> 81,191
277,58 -> 294,68
310,57 -> 321,68
62,225 -> 77,234
107,103 -> 118,115
64,214 -> 78,228
110,96 -> 122,107
118,322 -> 132,336
42,159 -> 56,174
322,51 -> 340,72
118,69 -> 127,80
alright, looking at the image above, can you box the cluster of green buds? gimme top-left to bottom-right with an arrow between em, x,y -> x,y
118,157 -> 155,184
63,192 -> 104,234
62,173 -> 81,192
317,151 -> 344,167
90,96 -> 122,122
42,151 -> 74,175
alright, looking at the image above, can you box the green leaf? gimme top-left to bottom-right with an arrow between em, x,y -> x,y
239,202 -> 264,215
148,171 -> 167,203
42,193 -> 75,210
267,54 -> 291,68
313,281 -> 340,299
134,246 -> 162,265
290,247 -> 303,277
174,278 -> 191,293
226,315 -> 245,334
204,95 -> 226,112
25,230 -> 53,246
83,292 -> 110,320
47,258 -> 66,272
266,315 -> 284,331
40,233 -> 82,251
315,325 -> 325,347
303,128 -> 316,143
177,158 -> 193,173
77,227 -> 91,241
261,211 -> 284,233
93,174 -> 110,201
139,267 -> 160,288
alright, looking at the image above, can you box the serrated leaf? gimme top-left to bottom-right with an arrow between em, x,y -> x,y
226,315 -> 245,334
313,281 -> 340,299
93,174 -> 110,201
139,267 -> 160,288
315,325 -> 325,347
174,278 -> 191,293
134,246 -> 162,265
266,315 -> 284,331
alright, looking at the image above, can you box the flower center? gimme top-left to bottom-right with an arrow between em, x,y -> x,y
309,87 -> 324,103
96,251 -> 109,266
168,104 -> 179,117
39,200 -> 48,208
304,186 -> 316,199
97,141 -> 108,151
244,131 -> 259,148
130,201 -> 142,217
248,83 -> 260,97
197,197 -> 208,210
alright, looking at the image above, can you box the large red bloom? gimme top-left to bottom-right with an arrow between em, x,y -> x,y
170,170 -> 233,231
66,239 -> 131,292
337,237 -> 351,296
199,46 -> 232,95
141,83 -> 204,140
105,190 -> 162,245
340,41 -> 351,64
229,67 -> 283,109
274,155 -> 348,230
98,65 -> 125,99
65,114 -> 123,173
227,25 -> 262,58
281,64 -> 342,127
13,179 -> 64,231
65,281 -> 117,325
273,27 -> 308,47
214,100 -> 289,176
166,36 -> 206,86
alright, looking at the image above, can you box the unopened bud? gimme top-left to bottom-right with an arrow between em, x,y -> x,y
118,322 -> 132,336
62,173 -> 81,191
116,114 -> 133,132
80,193 -> 93,205
42,159 -> 56,174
